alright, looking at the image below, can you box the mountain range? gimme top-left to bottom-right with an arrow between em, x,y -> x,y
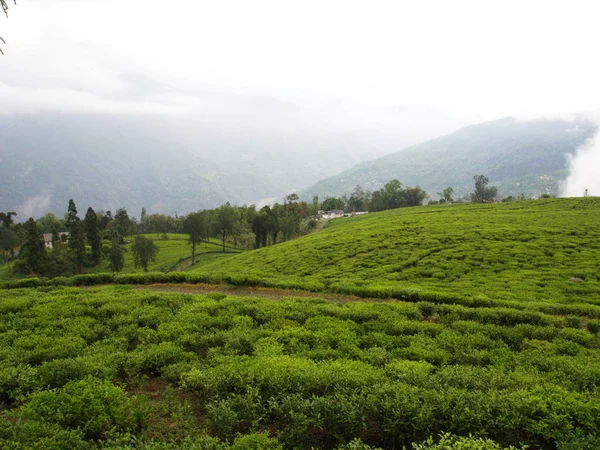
1,112 -> 596,220
301,117 -> 597,201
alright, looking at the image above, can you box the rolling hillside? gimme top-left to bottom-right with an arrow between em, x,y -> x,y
194,197 -> 600,304
301,117 -> 597,200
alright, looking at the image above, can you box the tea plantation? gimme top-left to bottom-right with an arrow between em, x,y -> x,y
194,197 -> 600,305
1,198 -> 600,449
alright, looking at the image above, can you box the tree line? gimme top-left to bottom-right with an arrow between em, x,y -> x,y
0,175 -> 500,276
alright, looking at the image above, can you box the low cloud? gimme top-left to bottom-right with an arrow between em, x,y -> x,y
561,129 -> 600,198
17,194 -> 52,220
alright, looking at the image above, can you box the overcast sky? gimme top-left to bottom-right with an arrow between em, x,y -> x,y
2,0 -> 599,122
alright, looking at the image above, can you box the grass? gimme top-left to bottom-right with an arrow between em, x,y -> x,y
192,198 -> 600,305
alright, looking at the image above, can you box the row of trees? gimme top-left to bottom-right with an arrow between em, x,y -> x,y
7,200 -> 160,276
319,175 -> 498,213
2,175 -> 500,276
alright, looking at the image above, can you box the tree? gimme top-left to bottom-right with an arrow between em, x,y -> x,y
0,211 -> 16,228
438,187 -> 454,204
347,185 -> 369,212
37,212 -> 63,234
0,228 -> 19,269
321,197 -> 345,211
183,212 -> 209,265
213,203 -> 237,252
403,186 -> 429,206
84,207 -> 102,265
106,237 -> 125,273
114,208 -> 132,238
470,175 -> 498,203
16,218 -> 46,274
131,235 -> 158,272
65,200 -> 86,273
382,179 -> 405,209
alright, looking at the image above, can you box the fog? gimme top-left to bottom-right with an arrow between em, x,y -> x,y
561,128 -> 600,198
2,1 -> 600,124
2,0 -> 600,217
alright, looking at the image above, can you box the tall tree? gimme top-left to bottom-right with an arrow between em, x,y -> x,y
131,235 -> 158,272
84,207 -> 102,265
183,212 -> 209,265
106,237 -> 125,273
17,218 -> 46,274
213,203 -> 237,252
114,208 -> 131,238
65,199 -> 86,273
470,175 -> 498,203
348,185 -> 369,212
0,228 -> 19,269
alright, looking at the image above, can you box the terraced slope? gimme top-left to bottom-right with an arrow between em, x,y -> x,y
194,198 -> 600,304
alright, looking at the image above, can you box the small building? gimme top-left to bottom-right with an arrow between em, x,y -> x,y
321,210 -> 345,219
42,232 -> 70,249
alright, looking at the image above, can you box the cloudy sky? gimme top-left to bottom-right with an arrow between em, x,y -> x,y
2,0 -> 599,122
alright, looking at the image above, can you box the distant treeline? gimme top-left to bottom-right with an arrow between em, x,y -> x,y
1,176 -> 501,277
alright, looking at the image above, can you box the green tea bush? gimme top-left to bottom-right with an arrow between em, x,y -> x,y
412,432 -> 522,450
22,377 -> 146,440
0,415 -> 92,450
123,342 -> 195,376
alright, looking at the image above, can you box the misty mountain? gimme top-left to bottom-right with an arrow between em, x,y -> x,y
0,111 -> 382,219
300,117 -> 597,201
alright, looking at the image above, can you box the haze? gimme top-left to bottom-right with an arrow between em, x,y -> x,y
1,0 -> 600,217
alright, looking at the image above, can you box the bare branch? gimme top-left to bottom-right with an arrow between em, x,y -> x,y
1,0 -> 16,54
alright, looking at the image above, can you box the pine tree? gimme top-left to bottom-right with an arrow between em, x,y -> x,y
18,218 -> 46,274
84,207 -> 102,265
66,199 -> 86,273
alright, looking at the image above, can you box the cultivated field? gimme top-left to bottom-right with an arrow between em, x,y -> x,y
193,198 -> 600,305
1,199 -> 600,449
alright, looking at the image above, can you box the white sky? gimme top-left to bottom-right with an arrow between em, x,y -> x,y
1,0 -> 599,121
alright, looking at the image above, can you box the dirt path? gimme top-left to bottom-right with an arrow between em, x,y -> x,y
137,283 -> 394,304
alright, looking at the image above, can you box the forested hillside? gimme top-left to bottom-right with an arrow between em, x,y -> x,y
302,117 -> 597,201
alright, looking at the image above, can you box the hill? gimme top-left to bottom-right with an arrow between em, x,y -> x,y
0,112 -> 381,218
301,117 -> 597,200
194,197 -> 600,304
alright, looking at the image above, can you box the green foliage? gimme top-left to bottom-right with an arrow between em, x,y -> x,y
107,236 -> 126,272
471,175 -> 498,203
66,199 -> 87,273
2,196 -> 600,449
132,236 -> 159,272
412,432 -> 522,449
193,198 -> 600,308
84,207 -> 102,265
22,377 -> 145,440
14,217 -> 46,274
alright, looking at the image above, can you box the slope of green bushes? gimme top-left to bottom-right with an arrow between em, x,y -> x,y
192,198 -> 600,305
1,286 -> 599,448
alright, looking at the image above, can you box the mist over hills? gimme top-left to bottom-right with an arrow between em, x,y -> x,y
2,110 -> 595,221
0,111 -> 383,219
301,117 -> 597,201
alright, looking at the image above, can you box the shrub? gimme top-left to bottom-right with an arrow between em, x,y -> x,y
22,377 -> 146,440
